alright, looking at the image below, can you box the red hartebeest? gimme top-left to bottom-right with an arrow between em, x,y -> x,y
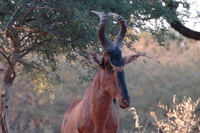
61,11 -> 143,133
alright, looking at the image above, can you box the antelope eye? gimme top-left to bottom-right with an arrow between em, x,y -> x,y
107,65 -> 112,70
106,63 -> 113,71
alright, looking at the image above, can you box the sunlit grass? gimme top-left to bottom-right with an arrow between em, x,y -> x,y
128,96 -> 200,133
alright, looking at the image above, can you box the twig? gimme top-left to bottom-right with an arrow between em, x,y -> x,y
142,54 -> 162,64
5,7 -> 22,28
20,37 -> 31,48
20,32 -> 33,42
87,0 -> 93,13
18,60 -> 59,80
0,45 -> 8,55
20,38 -> 53,58
131,49 -> 162,64
0,51 -> 11,66
14,27 -> 48,34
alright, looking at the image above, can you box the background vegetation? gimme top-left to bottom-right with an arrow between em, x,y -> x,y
1,0 -> 200,132
0,32 -> 198,133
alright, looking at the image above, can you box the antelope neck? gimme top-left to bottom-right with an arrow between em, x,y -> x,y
91,71 -> 113,103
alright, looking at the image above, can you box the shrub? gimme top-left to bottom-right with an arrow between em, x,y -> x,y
129,96 -> 200,133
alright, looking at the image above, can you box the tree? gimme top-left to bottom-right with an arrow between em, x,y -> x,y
0,0 -> 98,132
128,0 -> 200,41
0,0 -> 199,132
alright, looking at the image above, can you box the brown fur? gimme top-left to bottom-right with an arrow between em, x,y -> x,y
61,51 -> 142,133
62,66 -> 122,133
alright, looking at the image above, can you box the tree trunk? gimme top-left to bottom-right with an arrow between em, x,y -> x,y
0,27 -> 19,133
0,65 -> 15,133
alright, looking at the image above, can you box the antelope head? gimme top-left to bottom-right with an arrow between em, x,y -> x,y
89,11 -> 142,108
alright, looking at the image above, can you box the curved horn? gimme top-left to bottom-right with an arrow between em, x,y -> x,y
91,11 -> 115,52
108,13 -> 127,50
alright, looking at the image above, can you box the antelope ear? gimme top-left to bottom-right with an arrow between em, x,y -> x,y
124,53 -> 142,65
88,50 -> 103,67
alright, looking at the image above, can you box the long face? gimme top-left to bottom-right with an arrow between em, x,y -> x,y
101,47 -> 130,108
88,48 -> 142,109
90,11 -> 143,109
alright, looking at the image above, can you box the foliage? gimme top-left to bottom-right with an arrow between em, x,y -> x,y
0,0 -> 195,91
0,0 -> 199,132
151,95 -> 200,133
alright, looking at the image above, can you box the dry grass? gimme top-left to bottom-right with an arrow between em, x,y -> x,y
151,96 -> 200,133
128,96 -> 200,133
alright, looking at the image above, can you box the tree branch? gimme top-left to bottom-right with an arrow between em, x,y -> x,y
18,60 -> 59,80
20,36 -> 32,48
0,51 -> 12,67
20,49 -> 33,58
20,38 -> 53,58
0,45 -> 8,55
14,27 -> 48,34
170,21 -> 200,40
20,32 -> 34,43
165,0 -> 200,40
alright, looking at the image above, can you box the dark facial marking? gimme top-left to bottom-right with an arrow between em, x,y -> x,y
108,47 -> 124,67
117,71 -> 130,101
108,47 -> 130,101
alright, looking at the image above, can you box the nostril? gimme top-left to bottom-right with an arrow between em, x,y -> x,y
122,99 -> 130,107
